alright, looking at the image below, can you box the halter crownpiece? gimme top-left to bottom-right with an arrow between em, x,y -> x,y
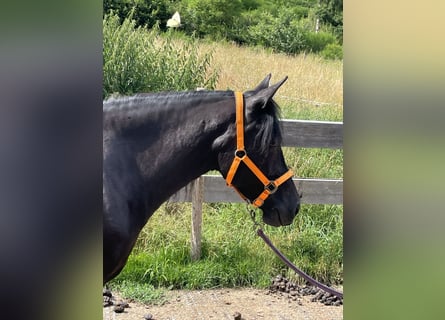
225,91 -> 294,207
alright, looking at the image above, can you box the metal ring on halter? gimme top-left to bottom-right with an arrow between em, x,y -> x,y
247,204 -> 263,229
234,149 -> 246,159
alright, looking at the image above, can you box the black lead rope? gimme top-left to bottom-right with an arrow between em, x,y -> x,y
248,207 -> 343,299
256,228 -> 343,299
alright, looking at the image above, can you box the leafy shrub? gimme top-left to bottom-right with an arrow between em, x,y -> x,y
236,6 -> 339,56
179,0 -> 244,40
103,13 -> 219,99
103,0 -> 171,30
321,42 -> 343,60
303,31 -> 336,53
103,0 -> 343,58
244,10 -> 308,55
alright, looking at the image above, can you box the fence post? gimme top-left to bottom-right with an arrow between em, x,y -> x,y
191,176 -> 203,261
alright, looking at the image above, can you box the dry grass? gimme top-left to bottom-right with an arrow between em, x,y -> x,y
200,42 -> 343,108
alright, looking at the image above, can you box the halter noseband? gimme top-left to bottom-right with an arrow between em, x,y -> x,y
225,92 -> 294,207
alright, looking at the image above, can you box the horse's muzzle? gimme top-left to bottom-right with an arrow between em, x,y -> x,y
263,202 -> 299,227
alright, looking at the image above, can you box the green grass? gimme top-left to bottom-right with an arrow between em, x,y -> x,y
108,280 -> 168,305
281,103 -> 343,122
111,203 -> 343,298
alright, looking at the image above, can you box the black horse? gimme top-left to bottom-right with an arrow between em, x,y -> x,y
103,75 -> 300,284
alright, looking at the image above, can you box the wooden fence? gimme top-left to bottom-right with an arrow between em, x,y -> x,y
169,119 -> 343,260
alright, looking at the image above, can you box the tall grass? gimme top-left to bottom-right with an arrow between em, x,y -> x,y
106,23 -> 343,302
103,13 -> 218,99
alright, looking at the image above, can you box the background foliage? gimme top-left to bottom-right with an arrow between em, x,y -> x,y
103,0 -> 343,58
103,0 -> 172,30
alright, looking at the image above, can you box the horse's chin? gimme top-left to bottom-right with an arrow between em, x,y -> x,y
262,215 -> 282,227
262,208 -> 294,227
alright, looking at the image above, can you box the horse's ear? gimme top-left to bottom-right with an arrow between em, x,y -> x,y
243,74 -> 272,97
253,74 -> 272,91
245,76 -> 287,110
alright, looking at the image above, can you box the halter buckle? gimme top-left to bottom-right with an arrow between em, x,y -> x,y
265,181 -> 278,194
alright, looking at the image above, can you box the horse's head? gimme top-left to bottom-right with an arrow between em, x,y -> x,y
213,75 -> 300,226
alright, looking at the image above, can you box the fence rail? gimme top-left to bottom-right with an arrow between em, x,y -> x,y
169,176 -> 343,205
168,119 -> 343,260
280,119 -> 342,149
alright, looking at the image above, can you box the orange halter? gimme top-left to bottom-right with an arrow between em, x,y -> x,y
225,92 -> 294,207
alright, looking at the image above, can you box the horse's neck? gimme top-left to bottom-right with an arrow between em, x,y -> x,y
128,95 -> 234,212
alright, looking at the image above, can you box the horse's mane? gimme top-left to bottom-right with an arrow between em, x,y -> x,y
103,90 -> 233,110
254,99 -> 282,155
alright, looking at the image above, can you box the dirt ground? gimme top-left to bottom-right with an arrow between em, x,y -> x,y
103,288 -> 343,320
